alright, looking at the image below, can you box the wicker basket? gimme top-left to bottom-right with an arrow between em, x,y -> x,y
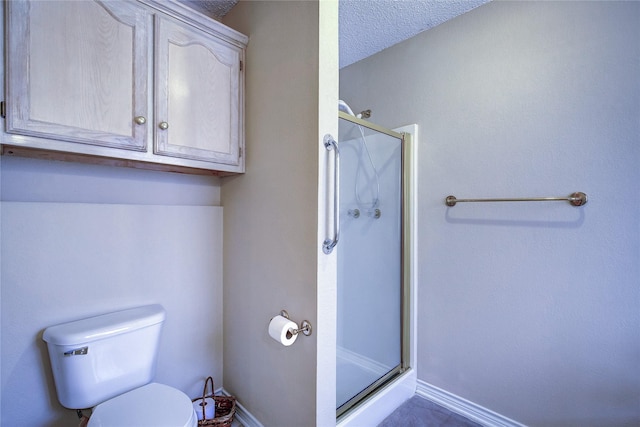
192,376 -> 236,427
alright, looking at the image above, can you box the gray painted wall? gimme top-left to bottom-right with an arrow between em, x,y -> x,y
1,156 -> 221,205
340,1 -> 639,425
0,157 -> 224,426
222,2 -> 324,426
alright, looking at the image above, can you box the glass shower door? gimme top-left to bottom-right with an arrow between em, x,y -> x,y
336,112 -> 406,416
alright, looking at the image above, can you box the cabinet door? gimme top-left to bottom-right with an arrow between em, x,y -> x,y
155,15 -> 242,166
6,1 -> 150,151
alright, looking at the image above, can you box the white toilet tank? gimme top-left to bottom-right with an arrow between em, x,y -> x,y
42,304 -> 166,409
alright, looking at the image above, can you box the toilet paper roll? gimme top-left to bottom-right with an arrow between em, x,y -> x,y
193,397 -> 215,421
268,314 -> 298,346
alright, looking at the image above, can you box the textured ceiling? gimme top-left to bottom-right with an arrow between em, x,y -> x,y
181,0 -> 489,68
339,0 -> 490,68
180,0 -> 238,19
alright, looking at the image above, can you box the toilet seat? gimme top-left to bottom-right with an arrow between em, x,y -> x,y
87,382 -> 197,427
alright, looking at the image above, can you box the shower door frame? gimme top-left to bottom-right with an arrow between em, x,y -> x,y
336,111 -> 412,420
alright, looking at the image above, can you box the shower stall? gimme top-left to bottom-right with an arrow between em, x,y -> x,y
325,102 -> 415,423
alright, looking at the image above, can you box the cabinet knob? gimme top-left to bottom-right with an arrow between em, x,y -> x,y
158,121 -> 169,130
134,116 -> 146,125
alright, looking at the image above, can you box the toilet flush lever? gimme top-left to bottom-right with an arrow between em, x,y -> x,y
64,346 -> 88,356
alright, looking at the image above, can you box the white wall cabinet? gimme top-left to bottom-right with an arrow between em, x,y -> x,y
154,15 -> 242,165
1,0 -> 247,175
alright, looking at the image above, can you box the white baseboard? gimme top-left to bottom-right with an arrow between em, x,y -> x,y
221,388 -> 264,427
416,380 -> 525,427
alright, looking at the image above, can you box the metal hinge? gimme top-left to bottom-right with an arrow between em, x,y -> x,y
0,101 -> 5,118
240,60 -> 243,71
239,146 -> 243,158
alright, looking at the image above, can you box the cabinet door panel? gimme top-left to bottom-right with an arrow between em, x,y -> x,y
155,16 -> 241,165
6,1 -> 149,150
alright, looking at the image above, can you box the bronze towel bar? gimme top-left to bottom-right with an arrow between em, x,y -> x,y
445,192 -> 588,207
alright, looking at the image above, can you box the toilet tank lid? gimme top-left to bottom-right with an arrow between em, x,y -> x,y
43,304 -> 166,345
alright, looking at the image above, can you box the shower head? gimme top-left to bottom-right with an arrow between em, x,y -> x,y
339,100 -> 371,119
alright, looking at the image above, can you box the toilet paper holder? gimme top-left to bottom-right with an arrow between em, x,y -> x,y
279,310 -> 312,336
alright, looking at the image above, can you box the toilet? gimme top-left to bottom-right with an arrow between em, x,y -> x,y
42,304 -> 197,427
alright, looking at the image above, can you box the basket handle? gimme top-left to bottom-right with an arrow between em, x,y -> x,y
196,376 -> 216,421
202,376 -> 215,399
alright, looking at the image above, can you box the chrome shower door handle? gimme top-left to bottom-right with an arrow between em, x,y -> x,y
323,134 -> 340,254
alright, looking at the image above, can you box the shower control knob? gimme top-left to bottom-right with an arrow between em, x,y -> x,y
369,208 -> 381,219
158,121 -> 169,130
